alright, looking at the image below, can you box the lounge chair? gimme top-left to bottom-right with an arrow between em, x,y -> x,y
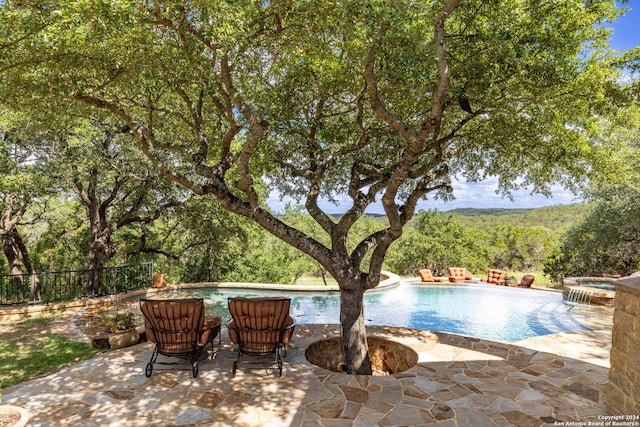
481,269 -> 507,286
448,267 -> 472,283
227,297 -> 296,377
418,269 -> 443,282
518,275 -> 535,288
140,297 -> 221,378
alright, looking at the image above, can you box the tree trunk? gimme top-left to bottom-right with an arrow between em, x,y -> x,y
14,231 -> 41,301
85,208 -> 113,296
1,232 -> 24,290
339,282 -> 372,375
86,235 -> 110,296
1,199 -> 33,299
2,235 -> 22,274
321,270 -> 328,286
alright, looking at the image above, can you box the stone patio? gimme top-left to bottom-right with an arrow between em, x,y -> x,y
0,304 -> 615,427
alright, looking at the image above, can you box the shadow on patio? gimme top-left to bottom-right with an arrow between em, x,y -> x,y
1,323 -> 611,426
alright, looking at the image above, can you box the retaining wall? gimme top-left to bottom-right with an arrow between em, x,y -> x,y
608,275 -> 640,414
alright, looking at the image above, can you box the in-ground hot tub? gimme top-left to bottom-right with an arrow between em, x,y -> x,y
563,277 -> 616,306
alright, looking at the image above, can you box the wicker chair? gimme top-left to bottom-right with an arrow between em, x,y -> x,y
227,297 -> 296,377
140,297 -> 221,378
417,269 -> 443,282
448,267 -> 472,283
482,269 -> 507,286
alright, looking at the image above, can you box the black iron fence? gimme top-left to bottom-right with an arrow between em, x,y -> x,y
0,262 -> 154,306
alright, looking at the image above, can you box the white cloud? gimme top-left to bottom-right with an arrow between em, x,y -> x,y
414,177 -> 580,212
266,177 -> 581,215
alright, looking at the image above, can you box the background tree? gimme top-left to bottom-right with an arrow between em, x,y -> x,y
386,210 -> 489,276
268,206 -> 324,284
29,198 -> 87,272
170,195 -> 265,284
543,86 -> 640,281
486,225 -> 554,271
0,117 -> 52,300
0,0 -> 634,374
545,185 -> 640,281
53,120 -> 183,295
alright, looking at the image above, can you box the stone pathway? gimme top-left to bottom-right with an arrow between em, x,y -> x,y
1,323 -> 613,427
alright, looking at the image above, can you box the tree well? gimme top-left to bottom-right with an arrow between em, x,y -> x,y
305,336 -> 418,376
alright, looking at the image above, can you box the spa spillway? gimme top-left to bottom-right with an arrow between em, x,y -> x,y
563,277 -> 616,306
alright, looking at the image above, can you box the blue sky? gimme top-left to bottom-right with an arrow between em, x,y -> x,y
267,2 -> 640,214
608,1 -> 640,51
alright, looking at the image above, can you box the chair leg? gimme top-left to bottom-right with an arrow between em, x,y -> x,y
145,345 -> 159,377
276,347 -> 283,377
188,348 -> 202,378
209,339 -> 217,360
231,350 -> 241,378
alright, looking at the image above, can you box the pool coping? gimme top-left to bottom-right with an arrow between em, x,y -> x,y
0,271 -> 401,321
0,271 -> 571,323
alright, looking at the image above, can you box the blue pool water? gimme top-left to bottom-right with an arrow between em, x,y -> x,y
170,282 -> 585,343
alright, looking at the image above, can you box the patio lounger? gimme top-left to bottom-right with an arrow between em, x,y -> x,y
481,269 -> 507,286
227,296 -> 296,377
448,267 -> 472,283
418,269 -> 443,282
140,297 -> 221,378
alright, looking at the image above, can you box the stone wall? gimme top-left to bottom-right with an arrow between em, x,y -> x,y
608,276 -> 640,414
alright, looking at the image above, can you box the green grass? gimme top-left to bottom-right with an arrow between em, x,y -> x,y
0,317 -> 99,390
18,315 -> 55,327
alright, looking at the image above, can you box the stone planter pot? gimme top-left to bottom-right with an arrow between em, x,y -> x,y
108,329 -> 140,350
153,273 -> 167,288
0,404 -> 30,427
505,277 -> 518,286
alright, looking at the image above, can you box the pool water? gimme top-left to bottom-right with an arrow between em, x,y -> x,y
175,282 -> 585,343
578,281 -> 616,291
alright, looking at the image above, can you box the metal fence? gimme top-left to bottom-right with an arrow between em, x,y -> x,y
0,262 -> 154,305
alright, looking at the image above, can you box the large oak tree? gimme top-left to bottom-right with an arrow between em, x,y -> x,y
55,120 -> 183,295
1,0 -> 636,373
0,127 -> 45,301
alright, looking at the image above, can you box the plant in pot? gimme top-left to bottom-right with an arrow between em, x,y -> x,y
505,276 -> 518,286
103,312 -> 140,350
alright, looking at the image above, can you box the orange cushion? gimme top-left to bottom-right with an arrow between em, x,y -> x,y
485,269 -> 507,285
448,267 -> 468,282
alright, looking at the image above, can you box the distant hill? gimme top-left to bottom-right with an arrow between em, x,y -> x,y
449,203 -> 590,231
320,203 -> 589,232
448,208 -> 536,216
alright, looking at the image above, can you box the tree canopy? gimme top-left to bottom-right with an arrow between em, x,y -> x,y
0,0 -> 637,374
545,185 -> 640,281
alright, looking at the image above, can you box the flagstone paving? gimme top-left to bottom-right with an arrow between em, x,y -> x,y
1,307 -> 614,427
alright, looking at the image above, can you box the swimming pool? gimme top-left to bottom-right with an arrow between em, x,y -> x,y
166,282 -> 586,343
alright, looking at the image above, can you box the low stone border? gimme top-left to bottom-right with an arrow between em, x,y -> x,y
305,335 -> 419,375
0,271 -> 401,322
0,404 -> 30,427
